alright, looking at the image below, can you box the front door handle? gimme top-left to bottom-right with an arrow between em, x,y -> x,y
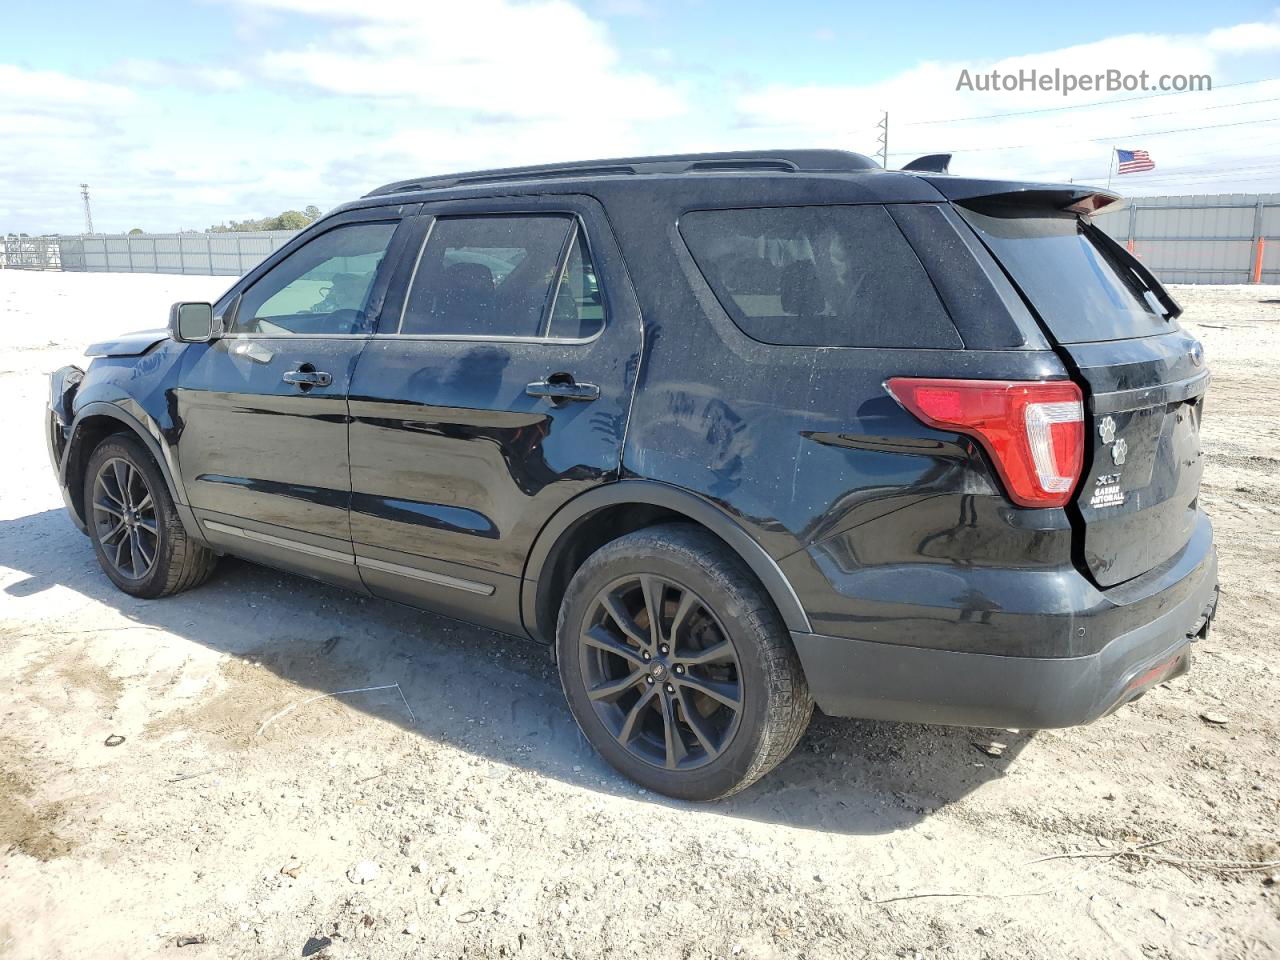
283,366 -> 333,389
526,378 -> 600,403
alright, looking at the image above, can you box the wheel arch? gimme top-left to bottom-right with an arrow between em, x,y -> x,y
61,403 -> 199,541
521,481 -> 812,646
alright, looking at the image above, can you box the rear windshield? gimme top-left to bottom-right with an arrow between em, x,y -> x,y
958,207 -> 1170,344
679,205 -> 960,349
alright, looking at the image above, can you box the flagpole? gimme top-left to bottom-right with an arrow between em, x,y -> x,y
1106,146 -> 1115,190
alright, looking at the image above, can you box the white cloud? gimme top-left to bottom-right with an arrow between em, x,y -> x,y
110,59 -> 245,91
594,0 -> 655,16
248,0 -> 683,121
5,8 -> 1280,234
0,61 -> 314,234
733,19 -> 1280,191
334,115 -> 655,189
2,0 -> 688,233
0,64 -> 136,108
1205,21 -> 1280,52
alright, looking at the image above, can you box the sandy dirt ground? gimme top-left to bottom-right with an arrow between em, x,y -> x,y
0,270 -> 1277,960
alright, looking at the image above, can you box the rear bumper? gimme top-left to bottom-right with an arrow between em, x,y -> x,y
792,543 -> 1218,728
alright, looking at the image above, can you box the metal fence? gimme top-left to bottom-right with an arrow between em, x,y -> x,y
51,231 -> 297,276
4,195 -> 1278,283
0,236 -> 62,270
1092,193 -> 1278,284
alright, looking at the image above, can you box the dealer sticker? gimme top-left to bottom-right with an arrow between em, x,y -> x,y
1090,473 -> 1125,509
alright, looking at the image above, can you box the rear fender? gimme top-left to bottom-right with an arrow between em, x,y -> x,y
521,480 -> 812,643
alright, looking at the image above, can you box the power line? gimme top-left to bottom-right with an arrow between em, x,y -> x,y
890,114 -> 1280,156
1075,160 -> 1280,183
1131,95 -> 1280,119
1092,115 -> 1280,141
1108,174 -> 1280,188
902,75 -> 1280,126
1113,172 -> 1280,187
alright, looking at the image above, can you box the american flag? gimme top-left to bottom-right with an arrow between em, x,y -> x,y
1116,148 -> 1155,175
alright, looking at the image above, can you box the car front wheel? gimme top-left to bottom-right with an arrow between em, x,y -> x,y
556,523 -> 812,801
83,434 -> 217,598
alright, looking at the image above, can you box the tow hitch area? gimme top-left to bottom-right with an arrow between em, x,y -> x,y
1107,591 -> 1217,716
1188,588 -> 1219,642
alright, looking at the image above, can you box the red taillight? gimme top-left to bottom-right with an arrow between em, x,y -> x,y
886,378 -> 1085,508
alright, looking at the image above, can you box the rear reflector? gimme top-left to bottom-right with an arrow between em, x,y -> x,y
886,378 -> 1085,508
1124,653 -> 1184,694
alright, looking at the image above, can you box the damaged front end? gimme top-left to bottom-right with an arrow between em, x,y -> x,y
47,364 -> 84,479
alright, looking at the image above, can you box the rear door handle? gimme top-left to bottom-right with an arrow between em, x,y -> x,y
526,378 -> 600,403
283,367 -> 333,388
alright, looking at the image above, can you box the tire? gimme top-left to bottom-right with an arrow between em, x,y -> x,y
83,433 -> 218,598
556,523 -> 812,801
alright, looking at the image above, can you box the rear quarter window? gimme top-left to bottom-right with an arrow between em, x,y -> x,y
679,204 -> 961,348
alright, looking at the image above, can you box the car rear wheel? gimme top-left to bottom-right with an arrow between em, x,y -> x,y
84,434 -> 217,598
556,523 -> 812,801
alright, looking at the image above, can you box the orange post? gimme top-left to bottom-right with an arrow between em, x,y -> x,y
1126,238 -> 1135,254
1253,237 -> 1266,284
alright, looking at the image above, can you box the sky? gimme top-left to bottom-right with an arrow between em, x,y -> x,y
3,0 -> 1280,234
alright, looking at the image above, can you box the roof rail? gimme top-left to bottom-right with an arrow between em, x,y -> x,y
365,150 -> 879,197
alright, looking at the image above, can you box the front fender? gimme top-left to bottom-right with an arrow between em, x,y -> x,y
62,402 -> 185,505
57,401 -> 210,549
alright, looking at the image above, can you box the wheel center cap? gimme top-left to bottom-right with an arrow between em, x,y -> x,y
649,661 -> 667,681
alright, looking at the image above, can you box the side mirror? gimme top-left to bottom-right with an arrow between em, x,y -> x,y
168,302 -> 216,343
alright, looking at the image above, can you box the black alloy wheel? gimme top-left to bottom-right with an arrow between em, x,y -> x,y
579,573 -> 743,771
557,523 -> 813,801
83,433 -> 218,598
91,456 -> 159,581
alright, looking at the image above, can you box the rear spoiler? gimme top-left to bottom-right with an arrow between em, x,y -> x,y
921,176 -> 1125,218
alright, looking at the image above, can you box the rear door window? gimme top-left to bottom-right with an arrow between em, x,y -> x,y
399,215 -> 573,337
679,205 -> 960,348
958,207 -> 1170,343
544,226 -> 604,339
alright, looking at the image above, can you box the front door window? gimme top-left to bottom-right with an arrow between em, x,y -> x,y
231,221 -> 398,336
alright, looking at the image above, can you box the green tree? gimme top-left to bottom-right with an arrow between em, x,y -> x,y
267,210 -> 312,231
206,206 -> 323,233
128,227 -> 144,235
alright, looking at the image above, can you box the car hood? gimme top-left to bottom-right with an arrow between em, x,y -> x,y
84,329 -> 170,358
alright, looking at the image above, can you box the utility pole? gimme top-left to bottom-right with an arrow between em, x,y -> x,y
80,183 -> 94,235
875,111 -> 889,168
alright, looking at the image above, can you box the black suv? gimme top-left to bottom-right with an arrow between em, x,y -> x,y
47,150 -> 1218,800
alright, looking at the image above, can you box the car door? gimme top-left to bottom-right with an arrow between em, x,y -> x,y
347,194 -> 642,633
176,206 -> 416,588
